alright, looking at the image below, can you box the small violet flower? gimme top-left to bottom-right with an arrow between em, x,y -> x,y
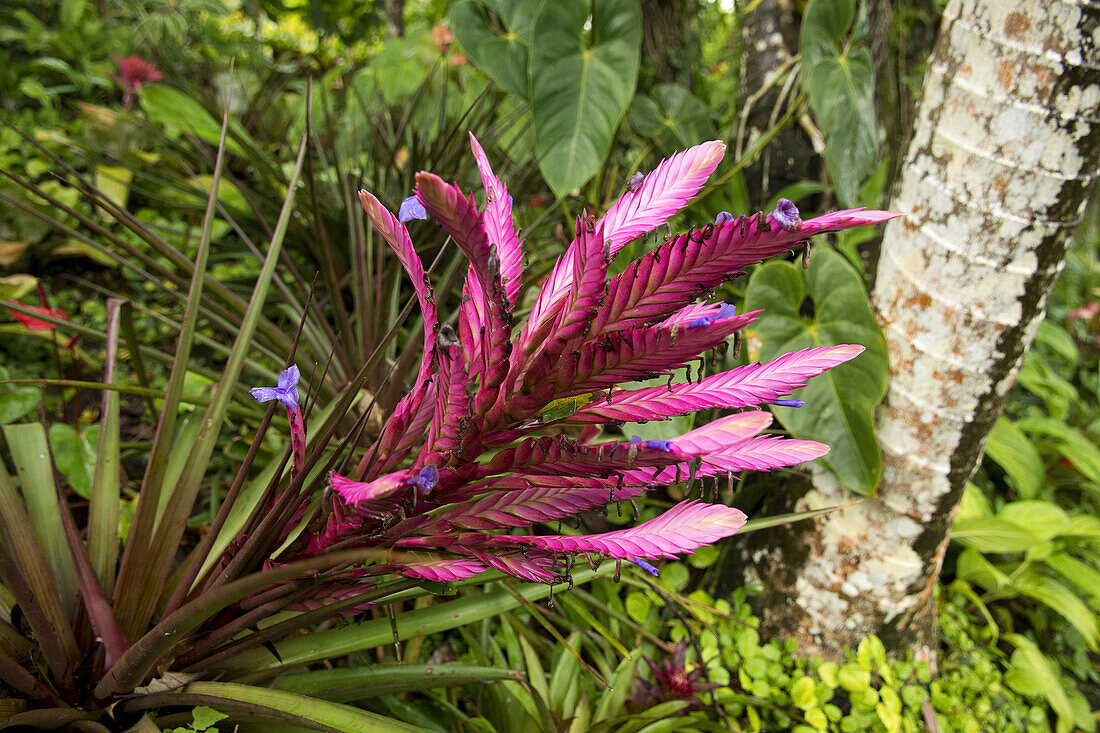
251,365 -> 305,476
627,171 -> 645,192
687,302 -> 737,330
772,198 -> 802,232
630,557 -> 660,576
630,436 -> 674,452
773,399 -> 805,408
249,365 -> 300,408
714,211 -> 734,225
408,465 -> 439,496
399,195 -> 428,223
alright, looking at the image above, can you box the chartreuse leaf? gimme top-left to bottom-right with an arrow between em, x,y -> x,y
744,246 -> 888,494
177,682 -> 423,732
1046,552 -> 1100,602
1000,501 -> 1067,541
800,0 -> 876,206
222,565 -> 615,680
1012,569 -> 1099,650
529,0 -> 641,197
276,664 -> 522,703
450,0 -> 544,98
950,517 -> 1039,554
3,423 -> 80,617
1004,634 -> 1076,733
955,547 -> 1011,592
983,416 -> 1044,499
1017,416 -> 1100,492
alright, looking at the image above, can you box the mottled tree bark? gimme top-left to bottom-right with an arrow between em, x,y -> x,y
384,0 -> 405,38
738,0 -> 815,210
743,0 -> 1100,660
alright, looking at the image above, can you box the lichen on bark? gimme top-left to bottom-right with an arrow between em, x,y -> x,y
733,0 -> 1100,661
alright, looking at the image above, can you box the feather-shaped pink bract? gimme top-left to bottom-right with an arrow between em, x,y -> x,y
493,500 -> 747,560
300,137 -> 901,589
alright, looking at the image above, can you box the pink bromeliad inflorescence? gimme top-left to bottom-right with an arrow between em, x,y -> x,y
307,136 -> 899,587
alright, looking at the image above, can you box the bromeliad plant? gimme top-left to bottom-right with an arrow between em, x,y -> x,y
0,134 -> 896,730
306,135 -> 896,586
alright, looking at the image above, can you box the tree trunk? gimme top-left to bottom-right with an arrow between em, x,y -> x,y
639,0 -> 699,88
384,0 -> 405,39
741,0 -> 1100,661
739,0 -> 817,210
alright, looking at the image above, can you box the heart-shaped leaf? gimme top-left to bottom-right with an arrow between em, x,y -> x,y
529,0 -> 641,197
800,0 -> 877,206
49,423 -> 100,499
627,83 -> 715,152
743,246 -> 888,494
450,0 -> 545,98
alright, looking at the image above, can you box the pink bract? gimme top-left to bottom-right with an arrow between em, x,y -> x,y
303,136 -> 901,588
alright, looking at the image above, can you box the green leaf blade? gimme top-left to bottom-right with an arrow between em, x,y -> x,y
529,0 -> 641,197
744,247 -> 889,494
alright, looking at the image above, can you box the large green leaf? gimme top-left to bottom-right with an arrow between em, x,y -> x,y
1001,501 -> 1068,541
47,423 -> 98,499
1046,552 -> 1100,603
1017,416 -> 1100,493
950,516 -> 1039,554
140,86 -> 252,159
1004,634 -> 1077,733
450,0 -> 544,98
800,0 -> 876,206
983,416 -> 1044,499
1013,569 -> 1099,649
529,0 -> 641,197
627,83 -> 715,152
743,246 -> 889,494
177,681 -> 424,732
0,366 -> 40,425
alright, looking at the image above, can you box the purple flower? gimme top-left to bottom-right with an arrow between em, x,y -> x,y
399,195 -> 428,223
249,365 -> 300,409
408,465 -> 439,495
630,436 -> 674,452
714,211 -> 734,225
772,399 -> 805,408
630,557 -> 660,576
687,302 -> 737,330
772,198 -> 802,232
627,171 -> 645,192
